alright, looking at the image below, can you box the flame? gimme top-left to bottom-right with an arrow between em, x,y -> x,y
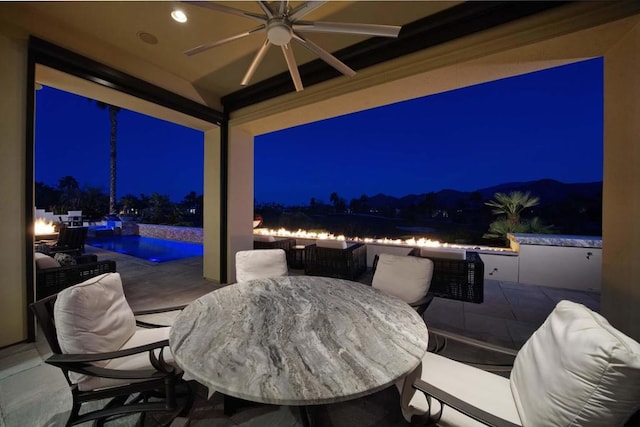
34,218 -> 56,235
253,227 -> 511,252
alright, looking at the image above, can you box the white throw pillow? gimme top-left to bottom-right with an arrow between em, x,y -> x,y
419,246 -> 467,260
316,239 -> 348,249
510,300 -> 640,427
235,249 -> 288,282
34,252 -> 61,269
372,253 -> 434,303
54,272 -> 136,360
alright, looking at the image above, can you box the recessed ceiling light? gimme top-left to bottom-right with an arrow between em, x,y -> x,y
171,9 -> 187,23
137,31 -> 159,45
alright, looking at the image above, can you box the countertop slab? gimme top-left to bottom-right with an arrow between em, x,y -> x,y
169,275 -> 428,406
508,233 -> 602,248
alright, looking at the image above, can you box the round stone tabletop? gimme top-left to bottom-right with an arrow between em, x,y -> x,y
169,275 -> 429,406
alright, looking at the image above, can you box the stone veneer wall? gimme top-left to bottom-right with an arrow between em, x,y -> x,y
137,223 -> 203,243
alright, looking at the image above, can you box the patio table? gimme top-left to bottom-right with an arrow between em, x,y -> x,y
169,275 -> 429,425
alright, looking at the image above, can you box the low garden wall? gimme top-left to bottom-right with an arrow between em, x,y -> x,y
136,223 -> 203,243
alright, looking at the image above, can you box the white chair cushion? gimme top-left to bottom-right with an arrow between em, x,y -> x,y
399,352 -> 522,426
510,300 -> 640,427
235,249 -> 288,282
78,327 -> 173,391
419,246 -> 467,260
34,252 -> 61,269
373,254 -> 433,304
54,273 -> 136,375
316,239 -> 348,249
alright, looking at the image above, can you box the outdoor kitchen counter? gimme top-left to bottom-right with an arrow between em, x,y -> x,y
508,233 -> 602,249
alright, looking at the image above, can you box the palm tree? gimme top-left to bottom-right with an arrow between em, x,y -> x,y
92,100 -> 121,214
483,191 -> 552,243
484,191 -> 540,224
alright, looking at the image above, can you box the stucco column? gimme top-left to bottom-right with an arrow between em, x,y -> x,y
0,33 -> 28,347
227,126 -> 254,282
602,20 -> 640,340
203,127 -> 222,282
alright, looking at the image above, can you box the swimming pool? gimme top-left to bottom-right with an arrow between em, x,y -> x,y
86,235 -> 203,263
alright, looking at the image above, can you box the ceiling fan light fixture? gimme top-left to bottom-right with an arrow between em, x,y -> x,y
267,22 -> 292,46
171,9 -> 188,23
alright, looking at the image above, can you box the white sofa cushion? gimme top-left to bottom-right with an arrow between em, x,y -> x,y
419,246 -> 467,260
510,300 -> 640,427
399,352 -> 522,426
34,252 -> 61,269
373,254 -> 433,303
54,272 -> 136,385
235,249 -> 288,282
316,239 -> 348,249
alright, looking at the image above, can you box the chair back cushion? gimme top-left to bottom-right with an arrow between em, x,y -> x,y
316,239 -> 348,249
510,300 -> 640,427
235,249 -> 288,282
372,254 -> 434,303
54,272 -> 136,359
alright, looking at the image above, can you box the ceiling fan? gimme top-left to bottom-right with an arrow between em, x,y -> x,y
183,1 -> 402,92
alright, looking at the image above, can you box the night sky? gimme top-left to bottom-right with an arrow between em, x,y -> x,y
36,58 -> 603,206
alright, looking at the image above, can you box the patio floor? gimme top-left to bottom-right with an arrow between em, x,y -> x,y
0,245 -> 600,426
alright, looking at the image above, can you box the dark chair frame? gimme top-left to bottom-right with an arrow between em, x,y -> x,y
48,226 -> 89,256
30,295 -> 193,426
304,243 -> 367,280
36,259 -> 117,300
408,248 -> 484,303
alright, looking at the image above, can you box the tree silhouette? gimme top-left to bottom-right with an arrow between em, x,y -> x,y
485,191 -> 540,224
483,191 -> 552,243
329,192 -> 346,213
91,99 -> 121,214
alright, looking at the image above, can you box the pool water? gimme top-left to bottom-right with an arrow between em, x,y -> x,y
86,235 -> 203,263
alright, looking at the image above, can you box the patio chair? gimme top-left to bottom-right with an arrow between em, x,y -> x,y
253,236 -> 299,267
47,226 -> 88,256
30,272 -> 193,426
235,248 -> 288,282
399,300 -> 640,426
304,240 -> 367,280
409,247 -> 484,303
371,253 -> 434,316
34,252 -> 116,300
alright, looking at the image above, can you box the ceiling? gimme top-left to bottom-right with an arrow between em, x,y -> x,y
0,1 -> 462,108
4,0 -> 635,132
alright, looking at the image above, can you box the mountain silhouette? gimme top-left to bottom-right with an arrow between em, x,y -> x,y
365,179 -> 602,210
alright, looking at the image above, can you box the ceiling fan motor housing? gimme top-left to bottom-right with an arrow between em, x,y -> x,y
267,18 -> 292,46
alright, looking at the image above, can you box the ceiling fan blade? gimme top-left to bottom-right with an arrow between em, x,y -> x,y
184,1 -> 266,23
257,1 -> 273,19
293,21 -> 401,38
184,25 -> 265,56
281,43 -> 304,92
288,1 -> 327,22
241,38 -> 271,86
278,0 -> 289,16
293,33 -> 355,77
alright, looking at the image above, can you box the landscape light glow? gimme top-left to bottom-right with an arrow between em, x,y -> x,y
34,218 -> 55,235
254,227 -> 512,252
